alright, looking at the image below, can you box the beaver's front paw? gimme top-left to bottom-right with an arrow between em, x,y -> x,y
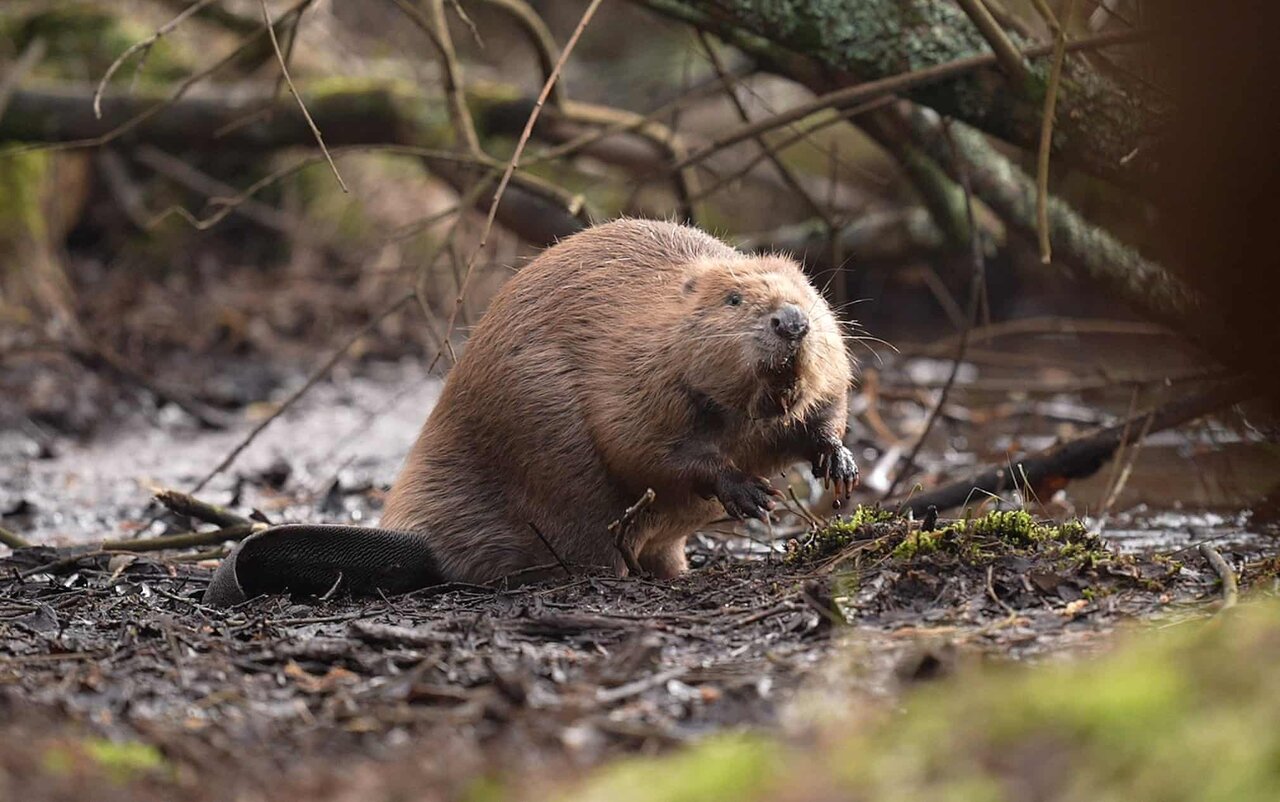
814,442 -> 859,501
715,471 -> 781,521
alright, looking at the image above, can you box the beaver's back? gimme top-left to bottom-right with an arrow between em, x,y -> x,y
477,218 -> 737,345
380,220 -> 741,576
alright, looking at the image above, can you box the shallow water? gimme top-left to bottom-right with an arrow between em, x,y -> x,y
0,360 -> 441,546
1,349 -> 1275,560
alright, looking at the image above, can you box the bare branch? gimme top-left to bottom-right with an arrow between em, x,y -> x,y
93,0 -> 223,118
1030,0 -> 1075,262
257,0 -> 347,192
434,0 -> 605,366
389,0 -> 483,156
1,0 -> 313,158
474,0 -> 567,109
954,0 -> 1031,86
672,28 -> 1145,174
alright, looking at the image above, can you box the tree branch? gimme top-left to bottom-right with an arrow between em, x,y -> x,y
897,105 -> 1205,338
636,0 -> 1156,182
893,378 -> 1250,516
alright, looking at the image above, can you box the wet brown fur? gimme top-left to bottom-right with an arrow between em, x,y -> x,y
381,219 -> 853,582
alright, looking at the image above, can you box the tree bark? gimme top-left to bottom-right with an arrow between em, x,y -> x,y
636,0 -> 1157,184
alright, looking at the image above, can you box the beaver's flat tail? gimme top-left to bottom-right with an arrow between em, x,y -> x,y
203,524 -> 444,606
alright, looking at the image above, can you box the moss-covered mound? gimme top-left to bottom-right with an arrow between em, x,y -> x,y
785,507 -> 1181,618
789,506 -> 1104,566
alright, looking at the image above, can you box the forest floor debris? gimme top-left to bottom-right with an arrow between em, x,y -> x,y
2,504 -> 1275,800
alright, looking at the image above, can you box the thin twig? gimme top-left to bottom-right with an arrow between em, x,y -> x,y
0,38 -> 45,122
697,32 -> 828,222
390,0 -> 483,156
528,522 -> 572,577
985,564 -> 1017,617
258,0 -> 347,192
188,291 -> 414,494
954,0 -> 1031,86
94,0 -> 222,118
687,96 -> 895,205
883,119 -> 985,500
4,0 -> 313,159
100,524 -> 260,553
0,525 -> 31,550
433,0 -> 604,363
530,61 -> 754,166
147,144 -> 491,232
609,488 -> 655,577
474,0 -> 566,109
672,28 -> 1144,173
596,667 -> 688,703
1198,543 -> 1238,610
153,488 -> 253,528
1030,0 -> 1076,262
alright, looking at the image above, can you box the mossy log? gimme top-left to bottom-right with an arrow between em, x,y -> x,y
636,0 -> 1157,184
898,106 -> 1205,338
0,81 -> 589,246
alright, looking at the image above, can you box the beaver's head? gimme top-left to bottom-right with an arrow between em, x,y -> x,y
679,255 -> 849,420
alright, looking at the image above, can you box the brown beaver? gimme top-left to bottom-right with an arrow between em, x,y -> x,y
203,219 -> 857,604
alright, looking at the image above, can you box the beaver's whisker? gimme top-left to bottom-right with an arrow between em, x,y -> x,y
843,338 -> 885,367
840,333 -> 898,353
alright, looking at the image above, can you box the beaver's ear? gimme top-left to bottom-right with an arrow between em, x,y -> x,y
681,260 -> 718,294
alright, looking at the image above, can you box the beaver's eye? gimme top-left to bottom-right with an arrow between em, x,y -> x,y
725,291 -> 743,307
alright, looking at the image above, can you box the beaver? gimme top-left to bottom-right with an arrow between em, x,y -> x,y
203,219 -> 857,605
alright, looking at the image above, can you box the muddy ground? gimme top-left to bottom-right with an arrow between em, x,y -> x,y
3,496 -> 1273,801
2,278 -> 1279,799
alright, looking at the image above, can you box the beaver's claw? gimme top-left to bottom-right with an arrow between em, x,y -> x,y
814,443 -> 859,501
715,472 -> 781,521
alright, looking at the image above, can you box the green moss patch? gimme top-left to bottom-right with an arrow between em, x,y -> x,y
790,507 -> 1107,569
41,737 -> 167,785
786,507 -> 1174,617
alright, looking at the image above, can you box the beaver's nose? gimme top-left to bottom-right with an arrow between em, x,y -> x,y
770,303 -> 809,341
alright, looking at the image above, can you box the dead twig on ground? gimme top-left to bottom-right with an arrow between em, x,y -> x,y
609,488 -> 655,577
1198,544 -> 1239,610
153,488 -> 253,528
101,524 -> 260,553
529,523 -> 572,577
0,525 -> 31,550
596,666 -> 688,703
893,378 -> 1252,516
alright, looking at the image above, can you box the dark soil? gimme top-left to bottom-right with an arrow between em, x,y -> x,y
2,502 -> 1269,800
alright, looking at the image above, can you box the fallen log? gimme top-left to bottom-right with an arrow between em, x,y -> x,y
892,378 -> 1251,516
